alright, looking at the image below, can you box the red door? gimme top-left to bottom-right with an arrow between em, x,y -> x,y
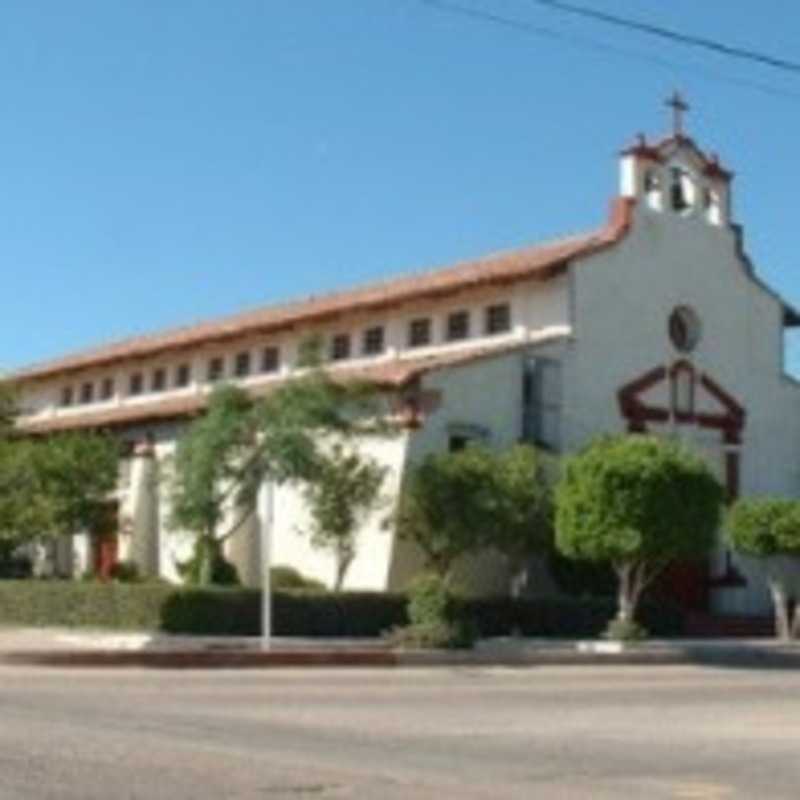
91,503 -> 120,580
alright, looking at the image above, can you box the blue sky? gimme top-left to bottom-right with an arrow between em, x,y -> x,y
2,1 -> 800,370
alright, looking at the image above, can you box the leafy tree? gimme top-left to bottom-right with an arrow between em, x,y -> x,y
169,355 -> 386,585
169,385 -> 256,584
303,443 -> 386,590
0,383 -> 18,439
396,447 -> 498,583
727,498 -> 800,640
0,432 -> 120,550
555,435 -> 722,635
490,445 -> 553,596
396,444 -> 552,588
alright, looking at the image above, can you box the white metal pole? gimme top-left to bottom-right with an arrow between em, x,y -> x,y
258,479 -> 274,651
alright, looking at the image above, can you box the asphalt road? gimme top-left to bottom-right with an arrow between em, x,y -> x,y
1,664 -> 798,799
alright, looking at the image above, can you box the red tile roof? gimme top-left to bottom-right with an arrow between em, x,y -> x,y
16,197 -> 634,383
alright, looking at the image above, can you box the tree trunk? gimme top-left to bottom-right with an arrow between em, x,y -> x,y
768,580 -> 792,641
615,563 -> 646,624
334,553 -> 353,592
509,559 -> 528,599
198,534 -> 215,586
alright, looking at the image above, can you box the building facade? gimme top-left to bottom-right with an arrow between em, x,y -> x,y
13,115 -> 800,615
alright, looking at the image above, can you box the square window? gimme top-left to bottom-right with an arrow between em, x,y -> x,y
362,326 -> 385,355
61,386 -> 74,407
175,364 -> 191,388
100,378 -> 115,401
485,303 -> 511,335
330,334 -> 351,361
446,310 -> 470,341
235,351 -> 252,378
408,318 -> 431,348
80,382 -> 94,404
261,346 -> 280,373
129,373 -> 143,396
207,357 -> 224,383
151,368 -> 166,392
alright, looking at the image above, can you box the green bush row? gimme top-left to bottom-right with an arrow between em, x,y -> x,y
0,581 -> 685,637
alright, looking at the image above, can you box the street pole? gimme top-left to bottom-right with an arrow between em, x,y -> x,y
258,479 -> 274,651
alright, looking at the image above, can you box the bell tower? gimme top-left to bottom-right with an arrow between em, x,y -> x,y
618,93 -> 733,228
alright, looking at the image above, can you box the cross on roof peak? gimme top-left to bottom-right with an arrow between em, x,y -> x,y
666,91 -> 690,137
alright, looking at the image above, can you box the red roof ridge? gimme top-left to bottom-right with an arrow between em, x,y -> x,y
15,197 -> 633,382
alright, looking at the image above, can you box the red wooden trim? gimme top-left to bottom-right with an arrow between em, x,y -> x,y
699,374 -> 745,420
618,366 -> 667,419
725,450 -> 740,503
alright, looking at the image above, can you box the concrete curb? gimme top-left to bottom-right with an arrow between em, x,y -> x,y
0,649 -> 398,669
4,644 -> 800,669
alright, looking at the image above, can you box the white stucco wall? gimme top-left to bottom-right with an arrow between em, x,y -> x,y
565,186 -> 800,614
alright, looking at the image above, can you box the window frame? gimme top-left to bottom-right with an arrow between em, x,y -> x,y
260,346 -> 280,374
330,333 -> 351,362
446,310 -> 470,342
485,303 -> 511,335
234,351 -> 252,378
362,326 -> 385,356
408,317 -> 432,348
207,357 -> 225,383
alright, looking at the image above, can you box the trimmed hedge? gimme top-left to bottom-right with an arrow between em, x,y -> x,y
0,581 -> 685,638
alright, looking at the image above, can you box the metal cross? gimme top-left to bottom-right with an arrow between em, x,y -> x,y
666,91 -> 689,137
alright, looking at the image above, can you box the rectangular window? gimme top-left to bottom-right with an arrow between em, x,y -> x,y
330,334 -> 351,361
61,386 -> 74,407
207,357 -> 224,383
235,351 -> 252,378
261,346 -> 280,373
522,358 -> 562,451
447,423 -> 490,453
175,364 -> 191,388
362,326 -> 385,355
100,378 -> 115,401
80,382 -> 94,404
485,303 -> 511,335
129,373 -> 143,396
408,318 -> 431,348
151,368 -> 166,392
446,310 -> 470,342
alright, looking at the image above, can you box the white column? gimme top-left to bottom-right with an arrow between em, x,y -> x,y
128,440 -> 160,575
258,480 -> 274,650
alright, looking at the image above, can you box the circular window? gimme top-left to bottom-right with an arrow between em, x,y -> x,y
668,306 -> 701,352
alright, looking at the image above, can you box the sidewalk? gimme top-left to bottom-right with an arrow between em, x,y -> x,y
2,627 -> 800,669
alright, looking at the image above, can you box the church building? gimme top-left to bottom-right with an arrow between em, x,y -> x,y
12,98 -> 800,616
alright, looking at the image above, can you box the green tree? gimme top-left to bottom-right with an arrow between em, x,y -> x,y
169,357 -> 386,585
490,445 -> 553,596
555,435 -> 722,635
396,445 -> 552,588
396,447 -> 497,583
0,383 -> 18,439
0,432 -> 120,550
303,443 -> 386,590
727,498 -> 800,640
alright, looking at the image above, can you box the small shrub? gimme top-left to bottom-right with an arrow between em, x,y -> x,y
178,539 -> 241,586
387,618 -> 476,650
109,561 -> 141,583
0,555 -> 32,580
392,573 -> 477,650
270,565 -> 326,592
604,618 -> 648,642
407,573 -> 452,628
